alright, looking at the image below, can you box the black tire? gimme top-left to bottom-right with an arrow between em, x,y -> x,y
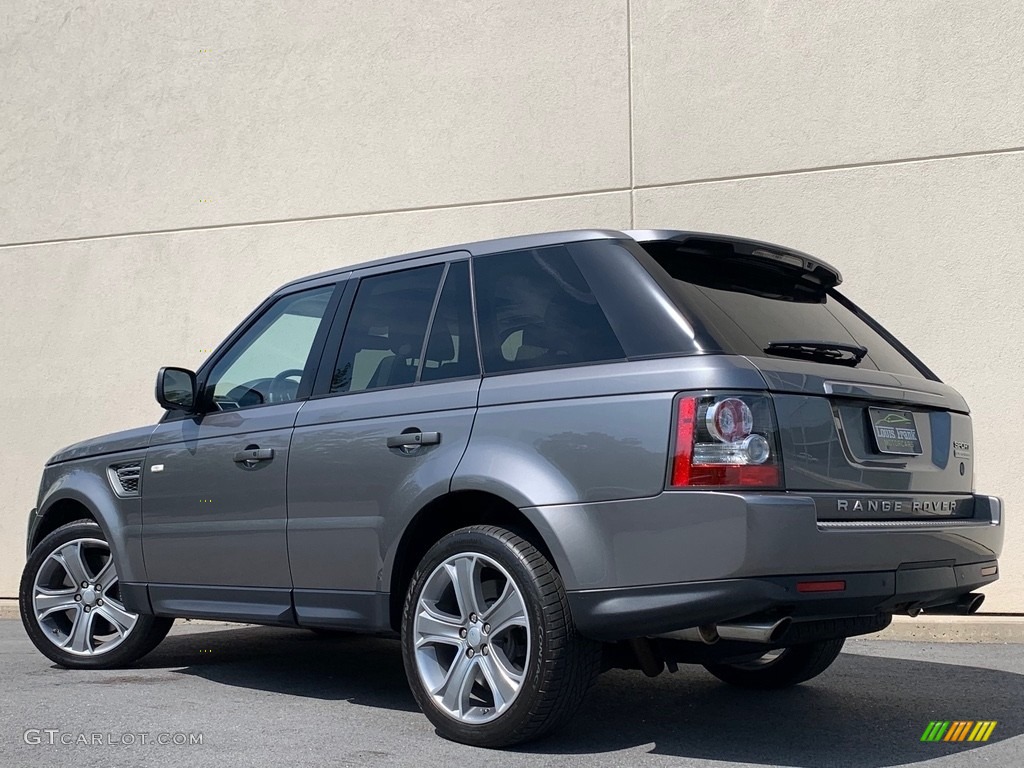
401,525 -> 601,748
702,638 -> 845,689
20,521 -> 174,669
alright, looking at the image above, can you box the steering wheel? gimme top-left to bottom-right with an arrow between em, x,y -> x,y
268,369 -> 305,403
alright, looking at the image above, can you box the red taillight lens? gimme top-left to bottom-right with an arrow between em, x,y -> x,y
671,394 -> 781,489
671,396 -> 698,487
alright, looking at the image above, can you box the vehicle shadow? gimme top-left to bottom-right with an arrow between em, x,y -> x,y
146,625 -> 1023,766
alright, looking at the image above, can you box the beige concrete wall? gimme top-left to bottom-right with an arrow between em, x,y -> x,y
1,0 -> 1020,611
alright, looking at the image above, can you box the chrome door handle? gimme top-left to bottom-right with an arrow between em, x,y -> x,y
386,431 -> 441,449
233,448 -> 274,464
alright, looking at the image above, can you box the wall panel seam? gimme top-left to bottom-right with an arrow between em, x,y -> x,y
635,145 -> 1024,191
626,0 -> 635,228
0,187 -> 632,250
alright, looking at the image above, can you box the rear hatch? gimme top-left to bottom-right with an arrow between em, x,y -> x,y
632,232 -> 975,519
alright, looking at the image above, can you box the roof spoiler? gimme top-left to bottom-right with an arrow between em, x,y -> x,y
625,229 -> 843,288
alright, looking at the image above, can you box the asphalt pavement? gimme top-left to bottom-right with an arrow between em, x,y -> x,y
1,619 -> 1022,768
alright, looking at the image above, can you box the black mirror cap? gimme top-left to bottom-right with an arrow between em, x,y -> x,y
156,366 -> 198,412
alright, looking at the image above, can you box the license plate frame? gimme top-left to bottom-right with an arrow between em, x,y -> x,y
868,407 -> 923,456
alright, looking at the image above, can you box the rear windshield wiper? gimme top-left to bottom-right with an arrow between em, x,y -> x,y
763,340 -> 868,367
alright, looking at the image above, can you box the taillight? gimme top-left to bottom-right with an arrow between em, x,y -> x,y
671,393 -> 781,488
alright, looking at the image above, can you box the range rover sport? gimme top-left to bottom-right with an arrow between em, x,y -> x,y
20,229 -> 1003,747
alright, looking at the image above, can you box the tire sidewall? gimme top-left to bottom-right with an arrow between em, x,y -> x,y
401,527 -> 556,745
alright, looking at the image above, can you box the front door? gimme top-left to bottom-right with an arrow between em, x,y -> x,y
288,259 -> 481,629
143,283 -> 339,623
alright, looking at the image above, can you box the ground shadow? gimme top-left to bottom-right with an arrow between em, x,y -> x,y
141,624 -> 417,713
142,625 -> 1022,766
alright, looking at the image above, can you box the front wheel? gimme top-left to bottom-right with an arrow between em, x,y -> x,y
401,525 -> 601,748
702,638 -> 846,689
20,521 -> 173,669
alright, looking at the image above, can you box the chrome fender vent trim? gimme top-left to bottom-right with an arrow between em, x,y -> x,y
107,461 -> 142,497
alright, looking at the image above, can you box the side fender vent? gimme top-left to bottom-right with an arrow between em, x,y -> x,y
107,462 -> 142,497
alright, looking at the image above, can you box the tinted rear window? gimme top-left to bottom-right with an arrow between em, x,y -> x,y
473,246 -> 625,373
641,240 -> 929,378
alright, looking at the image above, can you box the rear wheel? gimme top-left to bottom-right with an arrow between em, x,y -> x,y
702,638 -> 845,689
20,521 -> 173,669
401,525 -> 601,748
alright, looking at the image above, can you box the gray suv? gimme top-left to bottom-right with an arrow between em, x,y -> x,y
20,229 -> 1003,747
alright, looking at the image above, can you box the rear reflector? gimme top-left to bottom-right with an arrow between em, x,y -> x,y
796,580 -> 847,593
981,565 -> 998,577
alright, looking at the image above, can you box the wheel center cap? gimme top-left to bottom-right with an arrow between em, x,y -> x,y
467,625 -> 482,647
81,587 -> 98,607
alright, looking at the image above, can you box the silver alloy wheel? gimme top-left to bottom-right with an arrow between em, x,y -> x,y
32,537 -> 138,656
413,552 -> 531,724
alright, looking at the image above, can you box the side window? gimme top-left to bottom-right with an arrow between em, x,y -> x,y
207,286 -> 336,409
329,265 -> 443,394
473,246 -> 625,373
421,261 -> 480,382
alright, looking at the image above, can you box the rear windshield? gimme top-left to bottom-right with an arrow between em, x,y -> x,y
639,240 -> 931,379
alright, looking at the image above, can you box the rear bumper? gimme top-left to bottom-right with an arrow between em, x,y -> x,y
521,490 -> 1003,641
567,561 -> 998,641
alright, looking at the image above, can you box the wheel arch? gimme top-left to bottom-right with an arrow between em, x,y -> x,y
33,467 -> 146,585
386,490 -> 557,632
30,497 -> 98,551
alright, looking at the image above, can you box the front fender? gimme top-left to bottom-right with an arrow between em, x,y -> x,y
37,465 -> 146,585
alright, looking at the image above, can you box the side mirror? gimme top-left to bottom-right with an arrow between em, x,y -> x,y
156,367 -> 198,412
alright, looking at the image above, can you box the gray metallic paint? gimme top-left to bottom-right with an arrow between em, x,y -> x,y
32,459 -> 149,589
143,404 -> 300,592
289,379 -> 479,600
523,491 -> 1003,592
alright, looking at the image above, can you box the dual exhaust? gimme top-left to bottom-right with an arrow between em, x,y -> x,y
659,617 -> 791,645
659,592 -> 984,645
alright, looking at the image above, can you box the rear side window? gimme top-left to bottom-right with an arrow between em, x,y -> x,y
421,261 -> 480,382
329,265 -> 443,394
641,240 -> 929,378
473,246 -> 625,373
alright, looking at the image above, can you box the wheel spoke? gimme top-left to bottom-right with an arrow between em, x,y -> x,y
489,643 -> 526,684
447,557 -> 481,621
483,581 -> 527,635
34,587 -> 78,620
437,652 -> 477,716
52,541 -> 91,586
478,652 -> 521,712
416,602 -> 464,648
64,607 -> 96,653
96,600 -> 136,637
94,558 -> 118,591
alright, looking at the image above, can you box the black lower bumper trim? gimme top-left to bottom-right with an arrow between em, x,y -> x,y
568,561 -> 998,642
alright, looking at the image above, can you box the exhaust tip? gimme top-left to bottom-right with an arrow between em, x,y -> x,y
924,592 -> 986,616
715,617 -> 792,644
696,624 -> 720,644
768,617 -> 792,643
966,593 -> 985,614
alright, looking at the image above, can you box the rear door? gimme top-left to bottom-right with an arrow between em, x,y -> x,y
287,256 -> 481,629
637,237 -> 975,514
